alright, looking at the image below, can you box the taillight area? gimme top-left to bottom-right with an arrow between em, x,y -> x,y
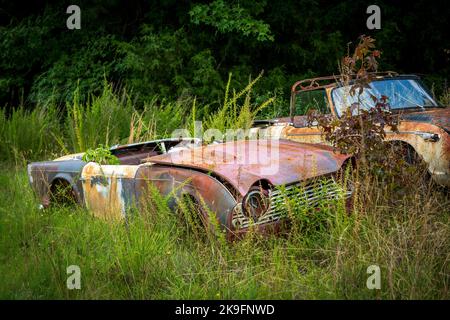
27,163 -> 34,185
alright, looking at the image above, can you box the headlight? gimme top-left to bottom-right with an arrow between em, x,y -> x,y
242,187 -> 270,222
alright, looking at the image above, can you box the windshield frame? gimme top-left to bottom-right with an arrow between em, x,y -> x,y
330,75 -> 440,118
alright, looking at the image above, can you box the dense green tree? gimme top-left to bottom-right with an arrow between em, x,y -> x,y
0,0 -> 448,109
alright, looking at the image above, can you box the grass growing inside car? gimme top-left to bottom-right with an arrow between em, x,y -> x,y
0,162 -> 448,299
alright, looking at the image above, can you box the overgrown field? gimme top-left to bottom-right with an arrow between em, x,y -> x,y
0,164 -> 448,299
0,82 -> 449,299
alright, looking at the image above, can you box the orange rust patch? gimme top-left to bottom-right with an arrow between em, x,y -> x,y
81,163 -> 138,220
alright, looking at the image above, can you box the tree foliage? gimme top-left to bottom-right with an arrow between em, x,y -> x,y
0,0 -> 448,109
189,0 -> 274,41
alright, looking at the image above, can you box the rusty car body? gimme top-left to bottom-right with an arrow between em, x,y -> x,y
28,137 -> 353,239
252,73 -> 450,187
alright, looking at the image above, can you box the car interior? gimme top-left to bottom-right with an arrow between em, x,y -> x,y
110,139 -> 201,165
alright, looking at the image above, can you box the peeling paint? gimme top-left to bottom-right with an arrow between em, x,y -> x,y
81,163 -> 139,220
28,137 -> 354,239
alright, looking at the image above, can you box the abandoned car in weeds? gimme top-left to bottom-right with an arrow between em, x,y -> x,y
253,73 -> 450,187
28,138 -> 353,239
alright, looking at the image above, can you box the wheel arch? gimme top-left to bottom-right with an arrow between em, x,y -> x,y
49,174 -> 82,205
135,165 -> 239,228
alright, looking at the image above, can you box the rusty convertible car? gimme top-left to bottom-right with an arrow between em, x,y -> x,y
28,137 -> 353,239
252,73 -> 450,187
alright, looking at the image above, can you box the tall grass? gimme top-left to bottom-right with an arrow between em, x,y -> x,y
0,76 -> 448,299
0,159 -> 448,299
0,75 -> 272,161
0,104 -> 61,162
203,72 -> 275,135
66,82 -> 135,152
143,97 -> 191,139
0,82 -> 194,161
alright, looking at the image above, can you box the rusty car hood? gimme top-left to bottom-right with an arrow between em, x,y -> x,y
146,139 -> 350,196
400,107 -> 450,132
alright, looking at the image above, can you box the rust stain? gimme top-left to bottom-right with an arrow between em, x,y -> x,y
261,73 -> 450,187
28,138 -> 355,240
145,139 -> 350,196
81,163 -> 138,220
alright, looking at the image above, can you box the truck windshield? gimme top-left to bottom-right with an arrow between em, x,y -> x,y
331,78 -> 438,117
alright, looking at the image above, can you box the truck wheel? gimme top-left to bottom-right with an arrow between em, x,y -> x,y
389,141 -> 422,165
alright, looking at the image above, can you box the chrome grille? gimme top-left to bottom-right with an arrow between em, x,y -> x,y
231,177 -> 352,230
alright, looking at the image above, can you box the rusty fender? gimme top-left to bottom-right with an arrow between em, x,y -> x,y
28,160 -> 85,207
81,162 -> 238,227
385,121 -> 450,185
135,164 -> 238,228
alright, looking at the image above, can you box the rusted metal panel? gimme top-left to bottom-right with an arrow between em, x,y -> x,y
283,126 -> 324,144
261,73 -> 450,187
135,164 -> 238,228
274,128 -> 449,185
79,162 -> 239,226
81,163 -> 139,220
385,121 -> 450,185
401,108 -> 450,132
271,112 -> 450,186
27,138 -> 200,209
146,139 -> 350,197
27,160 -> 86,207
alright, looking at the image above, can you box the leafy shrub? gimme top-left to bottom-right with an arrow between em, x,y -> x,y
82,145 -> 119,165
189,0 -> 274,42
307,36 -> 399,168
30,36 -> 118,104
